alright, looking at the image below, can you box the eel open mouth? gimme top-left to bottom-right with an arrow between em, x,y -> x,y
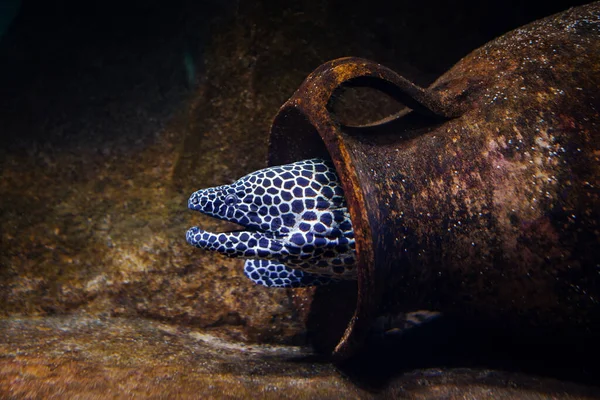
186,225 -> 287,260
186,192 -> 289,261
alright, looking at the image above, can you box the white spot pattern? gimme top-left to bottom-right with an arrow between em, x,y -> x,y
186,159 -> 356,287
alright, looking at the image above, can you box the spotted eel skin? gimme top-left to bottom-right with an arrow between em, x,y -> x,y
186,159 -> 356,287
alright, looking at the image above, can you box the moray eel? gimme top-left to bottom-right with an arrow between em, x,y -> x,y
186,158 -> 356,287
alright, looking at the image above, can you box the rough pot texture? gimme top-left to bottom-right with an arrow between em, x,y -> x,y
269,3 -> 600,359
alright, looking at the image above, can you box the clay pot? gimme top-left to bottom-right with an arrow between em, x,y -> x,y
268,3 -> 600,359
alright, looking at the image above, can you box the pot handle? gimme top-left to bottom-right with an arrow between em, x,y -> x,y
287,57 -> 465,123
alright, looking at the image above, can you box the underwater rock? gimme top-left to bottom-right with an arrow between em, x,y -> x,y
0,316 -> 598,399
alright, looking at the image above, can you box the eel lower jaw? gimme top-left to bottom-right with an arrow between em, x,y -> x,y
186,225 -> 281,251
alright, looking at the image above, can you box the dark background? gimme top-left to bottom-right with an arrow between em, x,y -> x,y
0,0 -> 590,151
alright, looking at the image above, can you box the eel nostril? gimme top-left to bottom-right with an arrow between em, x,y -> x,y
225,194 -> 238,206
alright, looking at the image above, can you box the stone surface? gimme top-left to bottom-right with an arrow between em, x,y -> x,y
1,316 -> 598,399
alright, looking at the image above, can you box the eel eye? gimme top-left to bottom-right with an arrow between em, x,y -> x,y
224,194 -> 238,206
